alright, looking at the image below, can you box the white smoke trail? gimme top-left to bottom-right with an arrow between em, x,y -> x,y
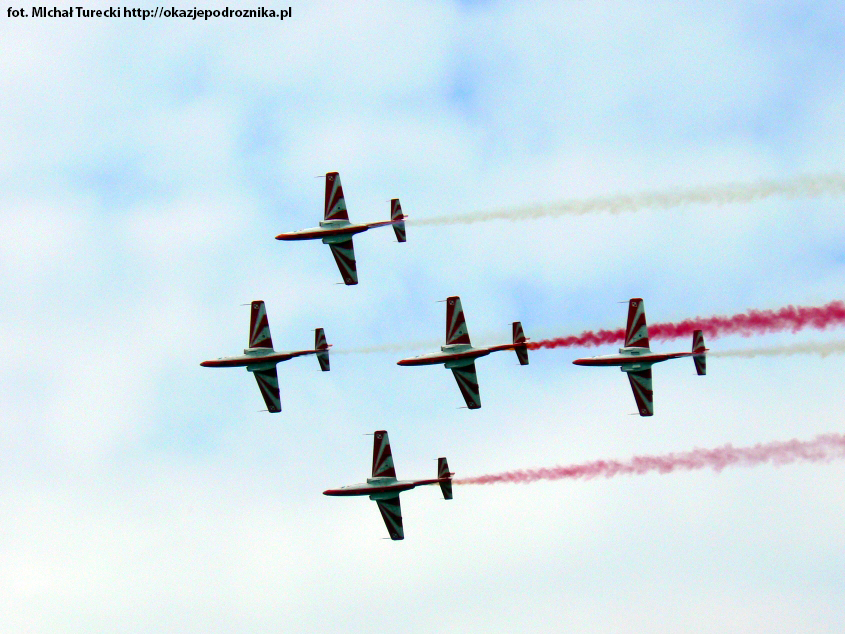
410,173 -> 845,227
331,329 -> 550,355
336,338 -> 845,358
332,338 -> 443,355
711,340 -> 845,359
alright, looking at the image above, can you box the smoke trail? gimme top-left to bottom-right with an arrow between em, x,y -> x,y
333,301 -> 845,356
712,340 -> 845,359
410,173 -> 845,227
528,300 -> 845,350
456,434 -> 845,485
332,339 -> 443,355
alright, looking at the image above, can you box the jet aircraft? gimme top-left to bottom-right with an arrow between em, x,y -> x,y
275,171 -> 407,285
572,298 -> 707,416
200,300 -> 330,412
323,430 -> 453,541
397,296 -> 529,409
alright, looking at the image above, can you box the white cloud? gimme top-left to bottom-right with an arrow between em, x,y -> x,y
3,1 -> 845,630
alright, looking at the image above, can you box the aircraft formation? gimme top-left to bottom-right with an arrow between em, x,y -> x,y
200,171 -> 709,540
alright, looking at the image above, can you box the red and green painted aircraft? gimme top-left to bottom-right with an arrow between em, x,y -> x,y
323,430 -> 453,541
573,298 -> 708,416
200,300 -> 330,413
275,171 -> 406,285
397,296 -> 529,409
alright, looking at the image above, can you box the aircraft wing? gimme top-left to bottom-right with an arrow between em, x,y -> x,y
445,296 -> 471,345
253,367 -> 281,413
626,368 -> 653,416
372,430 -> 397,478
375,495 -> 404,540
328,238 -> 358,285
324,172 -> 349,221
625,298 -> 650,348
451,362 -> 481,409
248,300 -> 274,349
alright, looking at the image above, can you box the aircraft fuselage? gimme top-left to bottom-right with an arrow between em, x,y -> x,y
573,347 -> 693,369
200,347 -> 318,369
276,218 -> 400,242
397,343 -> 515,367
323,476 -> 442,499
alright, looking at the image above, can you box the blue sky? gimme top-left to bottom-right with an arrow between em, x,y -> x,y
2,1 -> 845,631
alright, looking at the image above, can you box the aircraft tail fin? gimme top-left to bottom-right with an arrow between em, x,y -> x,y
437,457 -> 453,500
512,321 -> 529,365
315,328 -> 330,371
390,199 -> 407,242
692,329 -> 707,375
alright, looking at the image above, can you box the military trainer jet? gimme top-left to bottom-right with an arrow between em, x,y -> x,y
397,296 -> 529,409
573,298 -> 707,416
323,430 -> 453,541
200,300 -> 330,412
275,171 -> 406,285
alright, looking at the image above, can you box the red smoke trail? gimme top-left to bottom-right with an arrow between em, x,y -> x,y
455,434 -> 845,485
527,300 -> 845,350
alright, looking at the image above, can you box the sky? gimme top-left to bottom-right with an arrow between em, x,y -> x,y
2,1 -> 845,631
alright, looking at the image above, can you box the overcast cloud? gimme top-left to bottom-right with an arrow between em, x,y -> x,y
2,1 -> 844,632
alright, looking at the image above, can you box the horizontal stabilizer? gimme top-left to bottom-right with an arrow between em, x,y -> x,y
692,329 -> 706,375
438,457 -> 453,500
391,199 -> 407,242
315,328 -> 330,371
513,321 -> 529,365
692,329 -> 706,354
